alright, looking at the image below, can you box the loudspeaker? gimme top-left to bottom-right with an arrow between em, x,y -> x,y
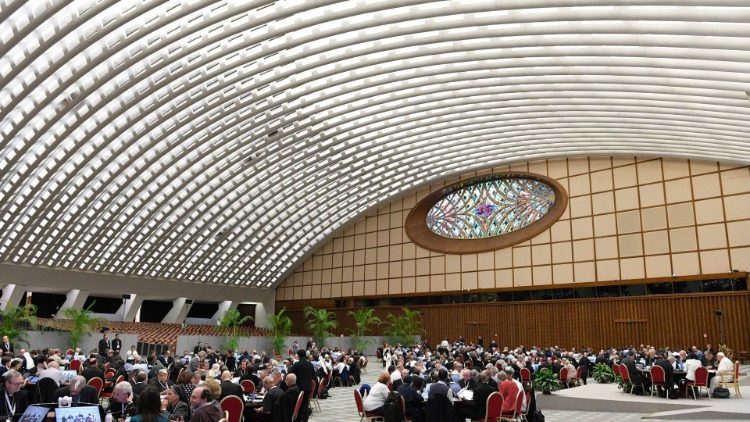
714,309 -> 723,316
185,299 -> 194,305
122,294 -> 132,300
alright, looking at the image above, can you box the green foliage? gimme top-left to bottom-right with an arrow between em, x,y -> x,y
385,307 -> 423,345
346,308 -> 382,353
592,363 -> 615,383
218,308 -> 253,351
63,302 -> 105,349
533,368 -> 560,393
0,304 -> 38,347
303,306 -> 338,348
268,308 -> 293,355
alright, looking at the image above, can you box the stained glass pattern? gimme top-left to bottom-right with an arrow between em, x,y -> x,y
426,178 -> 555,239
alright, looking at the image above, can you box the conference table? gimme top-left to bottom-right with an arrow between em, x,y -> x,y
638,367 -> 717,398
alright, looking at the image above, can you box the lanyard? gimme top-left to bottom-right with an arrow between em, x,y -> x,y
5,392 -> 15,417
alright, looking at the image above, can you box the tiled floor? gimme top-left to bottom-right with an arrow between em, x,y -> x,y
306,360 -> 654,422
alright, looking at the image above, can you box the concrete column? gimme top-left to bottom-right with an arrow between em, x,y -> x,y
114,295 -> 144,322
210,301 -> 237,324
253,291 -> 275,329
56,289 -> 90,318
0,284 -> 27,311
161,298 -> 191,324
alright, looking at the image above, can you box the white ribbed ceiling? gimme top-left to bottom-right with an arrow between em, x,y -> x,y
1,1 -> 750,288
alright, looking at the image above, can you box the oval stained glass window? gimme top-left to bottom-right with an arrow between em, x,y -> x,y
426,178 -> 555,239
405,172 -> 568,254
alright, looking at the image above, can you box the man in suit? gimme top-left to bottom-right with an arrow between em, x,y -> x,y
457,371 -> 496,420
248,376 -> 283,421
52,376 -> 99,405
654,352 -> 675,397
189,386 -> 222,422
111,334 -> 122,353
98,334 -> 110,357
458,369 -> 478,390
81,357 -> 104,382
234,359 -> 250,379
622,350 -> 651,394
289,350 -> 314,422
131,370 -> 149,397
0,336 -> 13,355
0,370 -> 29,421
218,370 -> 243,400
150,369 -> 175,392
273,374 -> 301,422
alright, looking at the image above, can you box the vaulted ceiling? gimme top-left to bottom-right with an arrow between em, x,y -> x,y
1,1 -> 749,289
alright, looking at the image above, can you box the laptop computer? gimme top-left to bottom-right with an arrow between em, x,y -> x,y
54,406 -> 101,422
61,371 -> 77,384
18,405 -> 48,422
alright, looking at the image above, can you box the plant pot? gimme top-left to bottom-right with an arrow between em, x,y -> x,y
542,390 -> 552,395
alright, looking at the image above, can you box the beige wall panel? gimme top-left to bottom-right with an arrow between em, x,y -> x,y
416,258 -> 430,276
461,254 -> 478,272
615,187 -> 639,211
669,227 -> 698,252
569,174 -> 591,196
597,259 -> 620,281
643,231 -> 670,255
692,173 -> 721,200
514,267 -> 532,286
700,250 -> 730,274
617,210 -> 642,234
613,165 -> 638,189
667,203 -> 695,228
662,159 -> 690,180
478,270 -> 494,289
573,262 -> 596,282
591,169 -> 614,193
568,157 -> 589,175
592,191 -> 616,214
612,157 -> 635,167
532,244 -> 551,265
495,269 -> 513,288
547,159 -> 568,178
729,247 -> 750,271
533,265 -> 552,285
727,220 -> 750,247
595,236 -> 618,260
495,249 -> 513,269
477,252 -> 494,271
620,257 -> 645,279
639,182 -> 666,208
593,213 -> 617,237
528,160 -> 548,175
589,157 -> 612,172
637,160 -> 663,184
618,233 -> 643,257
402,277 -> 415,294
531,230 -> 551,244
723,193 -> 750,221
571,217 -> 594,239
697,224 -> 727,250
641,206 -> 668,231
570,196 -> 592,218
365,264 -> 376,280
721,168 -> 750,195
553,263 -> 574,284
645,255 -> 672,278
672,252 -> 700,276
694,198 -> 724,224
462,272 -> 478,290
445,273 -> 460,291
446,254 -> 461,273
690,161 -> 717,175
513,247 -> 531,267
665,178 -> 693,204
376,279 -> 388,295
573,239 -> 595,261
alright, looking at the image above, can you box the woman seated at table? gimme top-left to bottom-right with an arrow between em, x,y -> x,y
684,353 -> 702,382
131,387 -> 167,422
126,346 -> 141,364
362,372 -> 391,415
164,386 -> 191,421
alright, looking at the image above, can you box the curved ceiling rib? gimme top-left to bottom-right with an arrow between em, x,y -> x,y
1,1 -> 750,289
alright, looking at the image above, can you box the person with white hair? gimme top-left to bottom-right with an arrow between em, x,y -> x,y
110,381 -> 137,420
710,352 -> 734,394
52,375 -> 99,404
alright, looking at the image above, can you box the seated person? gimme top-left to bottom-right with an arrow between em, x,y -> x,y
110,381 -> 137,420
684,353 -> 702,382
132,387 -> 167,422
456,371 -> 495,420
38,360 -> 65,386
218,370 -> 243,400
362,372 -> 391,415
81,357 -> 105,382
397,376 -> 425,422
711,352 -> 734,394
151,369 -> 175,392
457,369 -> 477,390
701,351 -> 716,369
52,375 -> 99,404
247,376 -> 283,422
622,351 -> 651,393
164,386 -> 191,421
0,370 -> 29,422
189,387 -> 222,422
654,352 -> 676,396
426,369 -> 454,402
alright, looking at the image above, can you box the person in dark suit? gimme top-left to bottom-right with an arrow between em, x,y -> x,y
654,352 -> 675,397
0,337 -> 13,355
131,370 -> 149,397
622,351 -> 651,394
98,334 -> 110,357
273,374 -> 301,422
0,370 -> 29,422
247,376 -> 283,422
458,369 -> 478,390
218,371 -> 243,400
225,351 -> 237,372
81,357 -> 105,381
111,334 -> 122,353
396,376 -> 425,422
289,350 -> 314,422
457,371 -> 494,420
52,376 -> 99,404
150,369 -> 175,392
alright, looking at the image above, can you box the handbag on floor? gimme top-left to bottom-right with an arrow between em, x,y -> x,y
713,387 -> 730,398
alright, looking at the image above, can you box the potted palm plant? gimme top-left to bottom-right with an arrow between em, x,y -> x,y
347,308 -> 382,353
218,308 -> 253,351
385,307 -> 423,345
533,368 -> 560,395
268,308 -> 293,356
63,302 -> 104,349
303,306 -> 337,348
0,304 -> 38,347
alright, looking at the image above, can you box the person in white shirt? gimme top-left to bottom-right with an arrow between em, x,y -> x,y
711,352 -> 734,393
389,365 -> 402,382
684,353 -> 702,382
37,361 -> 65,386
363,372 -> 391,415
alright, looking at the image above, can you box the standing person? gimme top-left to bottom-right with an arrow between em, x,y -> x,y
289,350 -> 314,422
112,334 -> 122,354
0,336 -> 13,355
98,333 -> 110,357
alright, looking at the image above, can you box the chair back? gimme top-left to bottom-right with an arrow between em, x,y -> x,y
619,364 -> 631,382
69,359 -> 81,372
310,379 -> 317,399
694,367 -> 708,386
520,390 -> 532,419
66,348 -> 74,356
240,379 -> 255,394
520,367 -> 531,383
114,374 -> 125,385
576,366 -> 584,379
650,365 -> 665,384
387,381 -> 393,391
87,377 -> 103,396
485,391 -> 502,421
291,391 -> 305,421
400,395 -> 407,418
354,389 -> 365,415
318,377 -> 326,397
37,377 -> 58,403
612,364 -> 621,377
104,368 -> 116,379
219,395 -> 243,422
734,361 -> 740,379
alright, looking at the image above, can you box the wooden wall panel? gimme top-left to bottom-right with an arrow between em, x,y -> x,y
278,292 -> 750,352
